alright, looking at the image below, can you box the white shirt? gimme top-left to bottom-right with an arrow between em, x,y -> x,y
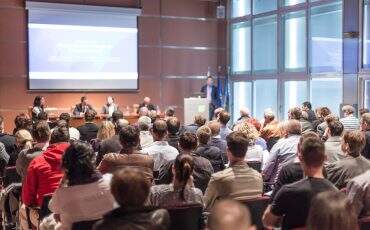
142,141 -> 179,171
49,174 -> 117,230
206,85 -> 212,102
108,104 -> 115,117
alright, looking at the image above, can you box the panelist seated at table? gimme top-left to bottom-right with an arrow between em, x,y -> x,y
73,96 -> 96,116
138,97 -> 157,112
101,96 -> 119,117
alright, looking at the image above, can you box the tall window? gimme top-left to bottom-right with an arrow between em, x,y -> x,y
284,0 -> 305,6
231,0 -> 251,18
253,15 -> 277,73
253,0 -> 277,15
233,82 -> 252,122
310,1 -> 343,73
253,79 -> 277,119
284,81 -> 307,119
365,80 -> 370,109
310,77 -> 342,115
363,0 -> 370,68
283,11 -> 306,72
231,22 -> 251,73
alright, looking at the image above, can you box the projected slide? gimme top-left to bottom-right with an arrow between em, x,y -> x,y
28,23 -> 138,90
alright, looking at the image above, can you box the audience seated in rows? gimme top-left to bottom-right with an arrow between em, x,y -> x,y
77,110 -> 99,142
262,119 -> 301,183
98,125 -> 154,181
183,114 -> 206,134
204,131 -> 263,211
94,169 -> 170,230
326,130 -> 370,189
166,117 -> 180,150
262,134 -> 337,229
217,111 -> 232,141
208,121 -> 228,164
324,120 -> 345,164
138,116 -> 154,148
194,125 -> 224,172
142,120 -> 179,171
158,133 -> 213,193
149,154 -> 203,207
90,120 -> 115,152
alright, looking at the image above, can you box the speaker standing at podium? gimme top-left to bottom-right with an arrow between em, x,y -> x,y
201,76 -> 221,120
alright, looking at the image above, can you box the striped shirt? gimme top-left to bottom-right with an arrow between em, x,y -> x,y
340,115 -> 360,131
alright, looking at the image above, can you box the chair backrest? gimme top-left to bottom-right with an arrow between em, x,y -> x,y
239,196 -> 270,230
166,204 -> 203,230
247,161 -> 262,172
3,166 -> 21,188
72,219 -> 101,230
38,194 -> 53,220
359,215 -> 370,230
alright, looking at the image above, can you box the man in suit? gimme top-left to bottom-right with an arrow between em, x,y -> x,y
77,110 -> 99,142
138,97 -> 156,112
201,76 -> 221,120
73,96 -> 96,116
101,96 -> 119,118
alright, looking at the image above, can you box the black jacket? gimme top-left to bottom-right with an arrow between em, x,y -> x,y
77,123 -> 99,142
166,134 -> 179,151
194,144 -> 224,172
200,85 -> 221,108
96,135 -> 122,165
209,137 -> 228,164
0,133 -> 17,166
93,207 -> 170,230
73,103 -> 95,115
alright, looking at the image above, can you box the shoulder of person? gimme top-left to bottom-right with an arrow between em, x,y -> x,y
211,168 -> 232,181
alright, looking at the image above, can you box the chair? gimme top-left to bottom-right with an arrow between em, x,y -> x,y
38,194 -> 53,220
247,161 -> 262,172
239,196 -> 270,230
72,219 -> 101,230
165,204 -> 203,230
359,215 -> 370,230
2,167 -> 21,188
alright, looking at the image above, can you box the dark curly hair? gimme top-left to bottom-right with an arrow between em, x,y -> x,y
119,125 -> 140,150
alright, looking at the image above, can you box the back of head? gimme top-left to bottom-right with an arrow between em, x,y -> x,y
111,168 -> 150,207
152,119 -> 167,139
283,119 -> 302,136
196,125 -> 212,145
263,108 -> 275,120
84,110 -> 96,122
288,107 -> 302,120
361,112 -> 370,127
50,126 -> 70,144
208,199 -> 252,230
33,95 -> 43,107
138,116 -> 152,131
166,117 -> 180,135
194,115 -> 206,127
119,125 -> 140,149
14,113 -> 32,132
208,120 -> 221,136
218,111 -> 230,126
59,113 -> 71,126
165,107 -> 175,117
359,108 -> 369,116
308,191 -> 357,230
226,131 -> 249,158
302,101 -> 312,110
327,120 -> 344,137
15,129 -> 33,150
239,106 -> 250,117
33,121 -> 51,143
112,110 -> 124,124
174,154 -> 194,200
115,119 -> 129,134
37,111 -> 48,121
138,107 -> 149,117
214,107 -> 224,119
234,122 -> 258,144
62,141 -> 96,186
179,132 -> 198,151
342,130 -> 365,157
320,107 -> 331,118
342,104 -> 355,116
300,136 -> 325,168
97,121 -> 115,140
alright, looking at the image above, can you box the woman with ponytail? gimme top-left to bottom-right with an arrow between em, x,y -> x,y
149,154 -> 203,207
47,141 -> 116,230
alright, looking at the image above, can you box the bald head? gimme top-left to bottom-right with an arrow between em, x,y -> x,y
208,200 -> 254,230
144,97 -> 151,104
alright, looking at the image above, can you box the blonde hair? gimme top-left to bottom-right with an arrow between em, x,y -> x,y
97,121 -> 115,140
15,129 -> 33,150
233,122 -> 259,145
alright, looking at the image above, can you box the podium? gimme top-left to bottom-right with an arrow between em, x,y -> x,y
184,97 -> 209,125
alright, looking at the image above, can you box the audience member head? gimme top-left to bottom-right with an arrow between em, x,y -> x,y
0,115 -> 4,133
172,154 -> 194,200
62,141 -> 96,186
143,97 -> 151,105
194,115 -> 206,127
282,119 -> 302,137
50,126 -> 70,144
226,131 -> 249,162
106,96 -> 114,105
361,113 -> 370,131
84,110 -> 95,122
148,110 -> 158,123
327,120 -> 344,137
288,107 -> 302,120
138,116 -> 151,131
115,118 -> 129,134
324,114 -> 339,124
307,191 -> 357,230
32,121 -> 51,143
208,199 -> 254,230
342,105 -> 355,117
97,121 -> 115,141
341,130 -> 365,157
263,108 -> 275,123
80,96 -> 88,105
138,106 -> 149,117
56,120 -> 68,129
33,95 -> 45,108
214,107 -> 224,120
166,117 -> 180,135
15,129 -> 33,150
111,168 -> 150,208
14,113 -> 32,134
302,101 -> 312,111
37,111 -> 48,121
151,120 -> 167,141
234,122 -> 259,145
112,110 -> 124,124
319,107 -> 331,119
297,132 -> 319,156
178,132 -> 198,152
218,111 -> 230,126
298,135 -> 325,173
239,106 -> 250,118
119,125 -> 140,151
208,120 -> 221,137
206,76 -> 214,86
165,107 -> 175,118
359,108 -> 369,116
196,125 -> 212,145
59,113 -> 71,127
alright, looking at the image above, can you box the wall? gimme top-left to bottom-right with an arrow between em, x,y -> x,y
0,0 -> 226,132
